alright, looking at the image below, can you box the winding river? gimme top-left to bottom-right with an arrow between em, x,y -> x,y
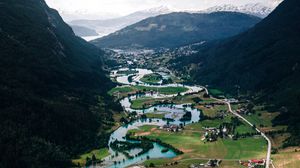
98,68 -> 204,168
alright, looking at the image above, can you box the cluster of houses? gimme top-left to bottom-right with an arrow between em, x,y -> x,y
160,124 -> 183,132
239,159 -> 265,167
107,48 -> 156,66
202,127 -> 220,142
190,159 -> 222,168
202,125 -> 234,142
236,108 -> 250,115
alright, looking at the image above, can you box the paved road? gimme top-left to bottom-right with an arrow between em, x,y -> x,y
201,86 -> 272,168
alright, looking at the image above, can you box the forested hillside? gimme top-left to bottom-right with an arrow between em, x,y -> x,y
0,0 -> 119,167
170,0 -> 300,145
92,12 -> 261,49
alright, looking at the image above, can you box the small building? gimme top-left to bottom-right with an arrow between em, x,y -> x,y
239,159 -> 265,167
160,124 -> 182,132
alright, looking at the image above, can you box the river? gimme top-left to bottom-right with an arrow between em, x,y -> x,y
97,68 -> 204,168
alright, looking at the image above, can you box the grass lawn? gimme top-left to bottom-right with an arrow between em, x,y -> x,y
208,88 -> 224,97
172,93 -> 217,104
184,116 -> 233,131
129,92 -> 220,109
231,104 -> 244,111
135,86 -> 188,95
130,98 -> 154,109
72,148 -> 109,166
146,112 -> 168,119
243,106 -> 287,132
108,86 -> 135,96
129,125 -> 158,133
140,73 -> 163,84
235,124 -> 257,134
129,122 -> 267,162
130,92 -> 212,109
143,158 -> 243,168
108,86 -> 189,98
273,147 -> 300,168
196,104 -> 228,117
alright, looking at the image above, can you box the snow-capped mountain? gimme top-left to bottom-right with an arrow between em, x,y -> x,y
69,3 -> 281,40
70,6 -> 173,40
203,3 -> 275,18
139,6 -> 172,14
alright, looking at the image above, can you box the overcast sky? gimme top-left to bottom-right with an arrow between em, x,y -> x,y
45,0 -> 282,20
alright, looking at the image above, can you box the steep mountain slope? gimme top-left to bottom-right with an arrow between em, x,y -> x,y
0,0 -> 118,167
91,12 -> 261,49
170,0 -> 300,144
69,6 -> 172,38
71,25 -> 98,37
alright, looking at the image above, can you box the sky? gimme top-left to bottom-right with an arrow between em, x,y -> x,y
45,0 -> 282,20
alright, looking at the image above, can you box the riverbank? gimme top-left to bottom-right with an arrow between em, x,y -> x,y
93,67 -> 286,168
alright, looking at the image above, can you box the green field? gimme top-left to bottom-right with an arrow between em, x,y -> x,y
129,91 -> 217,109
72,148 -> 109,166
208,88 -> 224,96
140,73 -> 163,84
145,112 -> 168,119
108,77 -> 278,168
144,159 -> 243,168
128,122 -> 267,162
273,147 -> 300,168
235,124 -> 257,134
196,104 -> 228,117
130,93 -> 209,109
135,86 -> 188,95
108,86 -> 135,96
131,98 -> 158,109
128,125 -> 158,134
243,106 -> 287,132
108,85 -> 189,98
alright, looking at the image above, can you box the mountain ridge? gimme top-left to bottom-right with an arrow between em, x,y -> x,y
169,0 -> 300,145
0,0 -> 118,167
202,3 -> 274,18
91,11 -> 261,49
69,6 -> 173,38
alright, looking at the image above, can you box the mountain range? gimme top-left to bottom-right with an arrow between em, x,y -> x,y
170,0 -> 300,145
69,6 -> 172,39
69,3 -> 276,39
0,0 -> 118,167
203,3 -> 274,18
91,12 -> 261,49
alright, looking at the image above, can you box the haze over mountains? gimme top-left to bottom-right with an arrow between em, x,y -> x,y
170,0 -> 300,145
91,12 -> 261,49
70,6 -> 172,39
68,3 -> 276,40
71,25 -> 99,36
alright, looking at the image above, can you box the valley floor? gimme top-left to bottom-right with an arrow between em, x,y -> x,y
98,50 -> 299,168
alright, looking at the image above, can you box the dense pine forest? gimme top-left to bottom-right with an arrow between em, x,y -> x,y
0,0 -> 120,167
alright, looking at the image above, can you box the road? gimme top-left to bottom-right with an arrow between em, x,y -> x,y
201,86 -> 272,168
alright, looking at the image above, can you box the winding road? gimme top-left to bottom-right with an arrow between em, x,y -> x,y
201,86 -> 272,168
